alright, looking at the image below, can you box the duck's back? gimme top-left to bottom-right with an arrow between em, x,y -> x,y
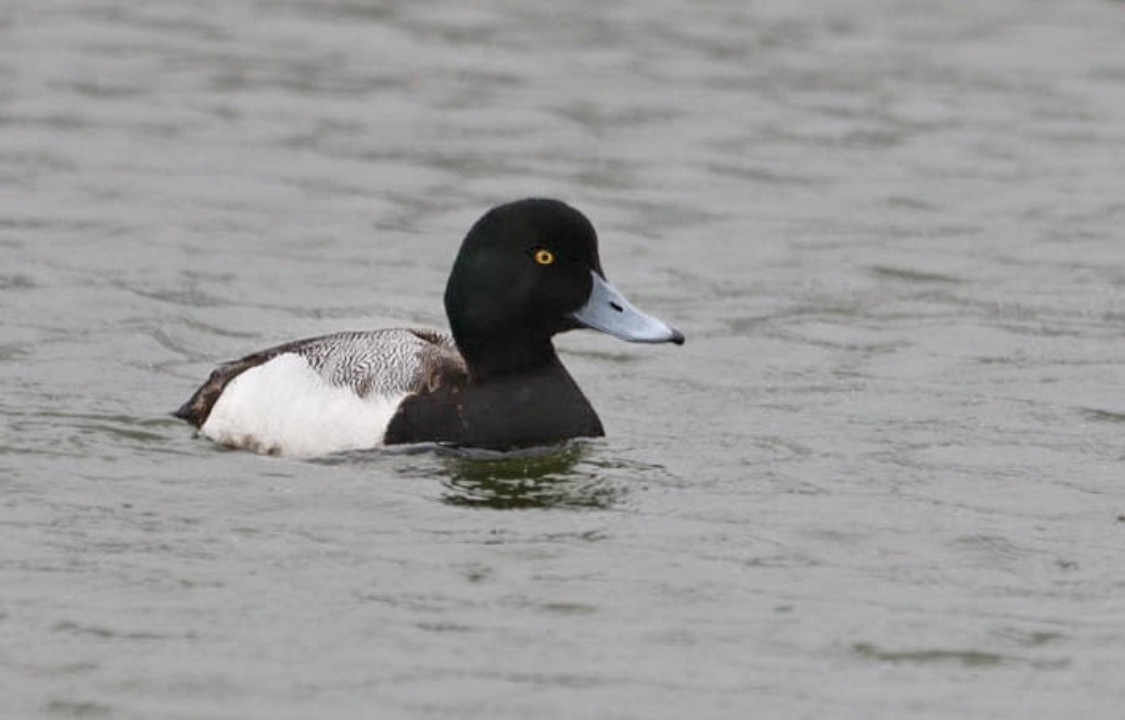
176,329 -> 467,456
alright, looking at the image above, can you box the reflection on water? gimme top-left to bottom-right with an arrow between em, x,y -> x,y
437,442 -> 625,509
301,441 -> 679,509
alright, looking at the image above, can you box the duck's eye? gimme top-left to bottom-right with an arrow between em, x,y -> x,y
534,248 -> 556,266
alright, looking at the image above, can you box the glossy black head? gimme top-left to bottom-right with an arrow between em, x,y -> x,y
445,199 -> 600,345
445,198 -> 683,379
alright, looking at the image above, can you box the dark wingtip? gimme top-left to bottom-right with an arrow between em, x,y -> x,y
171,353 -> 270,430
670,329 -> 685,346
172,400 -> 200,426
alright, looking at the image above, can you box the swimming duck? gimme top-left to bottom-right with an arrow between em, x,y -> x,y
174,198 -> 684,456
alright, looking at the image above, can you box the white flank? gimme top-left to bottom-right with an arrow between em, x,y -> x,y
200,353 -> 406,457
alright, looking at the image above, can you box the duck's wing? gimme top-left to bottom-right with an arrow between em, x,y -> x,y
173,328 -> 467,428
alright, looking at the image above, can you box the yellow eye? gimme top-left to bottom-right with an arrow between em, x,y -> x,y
534,249 -> 555,266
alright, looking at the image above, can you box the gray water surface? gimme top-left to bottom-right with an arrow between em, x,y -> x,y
3,1 -> 1125,718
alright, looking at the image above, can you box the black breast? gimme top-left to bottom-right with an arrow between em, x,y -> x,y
384,365 -> 604,450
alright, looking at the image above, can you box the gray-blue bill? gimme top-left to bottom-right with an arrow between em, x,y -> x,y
571,272 -> 685,345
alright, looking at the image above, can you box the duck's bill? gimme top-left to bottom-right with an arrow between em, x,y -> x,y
571,272 -> 685,345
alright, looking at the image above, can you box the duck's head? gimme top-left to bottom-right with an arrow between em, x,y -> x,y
445,198 -> 683,375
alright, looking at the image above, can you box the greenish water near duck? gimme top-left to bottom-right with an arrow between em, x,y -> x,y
3,1 -> 1125,718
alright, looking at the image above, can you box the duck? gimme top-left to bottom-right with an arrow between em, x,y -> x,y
174,198 -> 684,456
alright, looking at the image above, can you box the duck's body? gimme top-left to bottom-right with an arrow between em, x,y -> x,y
175,199 -> 683,456
174,329 -> 467,456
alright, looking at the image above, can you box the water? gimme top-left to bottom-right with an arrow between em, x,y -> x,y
3,0 -> 1125,717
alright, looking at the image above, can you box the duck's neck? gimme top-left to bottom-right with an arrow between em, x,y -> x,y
455,331 -> 562,383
